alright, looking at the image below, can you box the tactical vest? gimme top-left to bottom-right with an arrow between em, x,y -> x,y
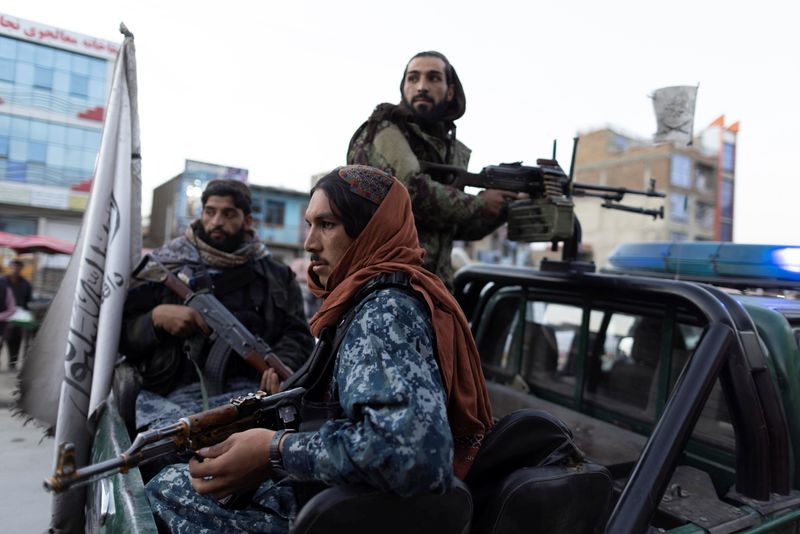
282,272 -> 425,505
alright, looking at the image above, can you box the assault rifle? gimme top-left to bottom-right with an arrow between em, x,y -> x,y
420,158 -> 664,244
45,386 -> 305,493
132,255 -> 294,393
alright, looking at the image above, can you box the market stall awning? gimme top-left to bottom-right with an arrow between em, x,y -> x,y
0,231 -> 76,255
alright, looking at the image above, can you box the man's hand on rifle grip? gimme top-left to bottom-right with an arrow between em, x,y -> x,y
261,366 -> 285,395
151,304 -> 211,338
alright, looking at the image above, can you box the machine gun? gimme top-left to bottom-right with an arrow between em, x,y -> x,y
132,255 -> 294,393
44,386 -> 305,493
420,158 -> 663,242
420,138 -> 665,269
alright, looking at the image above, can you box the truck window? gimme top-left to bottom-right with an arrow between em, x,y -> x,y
584,314 -> 660,420
475,291 -> 735,450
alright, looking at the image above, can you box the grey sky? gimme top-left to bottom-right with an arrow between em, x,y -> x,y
4,0 -> 798,244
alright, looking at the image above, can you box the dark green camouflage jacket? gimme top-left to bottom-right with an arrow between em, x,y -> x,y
348,106 -> 506,289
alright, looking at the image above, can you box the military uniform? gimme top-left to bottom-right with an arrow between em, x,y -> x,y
348,109 -> 507,289
146,287 -> 453,533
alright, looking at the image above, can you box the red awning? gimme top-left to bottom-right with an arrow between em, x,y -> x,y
0,231 -> 76,255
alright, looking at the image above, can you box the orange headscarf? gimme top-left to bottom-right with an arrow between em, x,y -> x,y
307,166 -> 493,478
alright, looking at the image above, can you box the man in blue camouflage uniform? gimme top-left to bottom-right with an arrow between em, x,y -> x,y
348,51 -> 521,290
146,166 -> 493,533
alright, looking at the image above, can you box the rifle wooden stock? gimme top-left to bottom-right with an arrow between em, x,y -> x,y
45,387 -> 305,493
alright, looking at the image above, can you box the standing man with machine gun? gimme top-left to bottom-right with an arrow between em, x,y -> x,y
119,179 -> 313,443
348,51 -> 521,290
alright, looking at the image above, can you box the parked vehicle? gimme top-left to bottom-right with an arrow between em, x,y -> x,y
454,241 -> 800,532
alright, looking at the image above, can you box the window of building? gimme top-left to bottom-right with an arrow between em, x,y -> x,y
721,179 -> 734,219
670,154 -> 692,188
10,116 -> 29,138
720,222 -> 733,242
670,232 -> 688,242
70,73 -> 89,97
53,70 -> 70,94
722,143 -> 735,172
71,54 -> 90,75
29,120 -> 48,142
14,62 -> 33,86
670,193 -> 689,222
17,41 -> 35,62
28,141 -> 47,163
64,146 -> 83,170
83,130 -> 101,150
0,215 -> 37,235
27,162 -> 47,183
695,201 -> 713,229
9,138 -> 26,160
53,49 -> 71,70
0,58 -> 13,82
33,66 -> 53,90
695,164 -> 714,193
0,110 -> 102,185
48,123 -> 68,145
6,160 -> 26,181
34,45 -> 55,68
46,144 -> 64,167
0,36 -> 17,59
81,149 -> 96,172
611,135 -> 629,153
265,200 -> 286,226
90,58 -> 107,78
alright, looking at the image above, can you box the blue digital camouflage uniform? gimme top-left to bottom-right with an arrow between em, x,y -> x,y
146,287 -> 453,533
348,112 -> 508,290
136,378 -> 257,430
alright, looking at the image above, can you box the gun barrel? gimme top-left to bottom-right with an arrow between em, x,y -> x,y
45,433 -> 182,493
603,202 -> 664,220
574,182 -> 666,198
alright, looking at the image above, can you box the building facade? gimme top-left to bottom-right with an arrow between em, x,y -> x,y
148,160 -> 308,263
0,12 -> 118,294
572,117 -> 738,267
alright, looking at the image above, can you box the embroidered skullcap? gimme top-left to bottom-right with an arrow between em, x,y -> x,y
336,165 -> 394,205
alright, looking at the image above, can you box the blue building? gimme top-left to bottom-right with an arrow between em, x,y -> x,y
149,160 -> 308,262
0,12 -> 117,294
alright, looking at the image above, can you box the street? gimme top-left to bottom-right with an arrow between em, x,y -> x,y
0,370 -> 52,534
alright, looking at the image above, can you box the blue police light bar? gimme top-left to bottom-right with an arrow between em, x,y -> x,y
607,242 -> 800,282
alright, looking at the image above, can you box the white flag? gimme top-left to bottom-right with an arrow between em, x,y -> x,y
652,85 -> 698,145
17,24 -> 141,533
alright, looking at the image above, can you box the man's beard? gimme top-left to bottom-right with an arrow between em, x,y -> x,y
403,97 -> 450,127
197,225 -> 247,253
